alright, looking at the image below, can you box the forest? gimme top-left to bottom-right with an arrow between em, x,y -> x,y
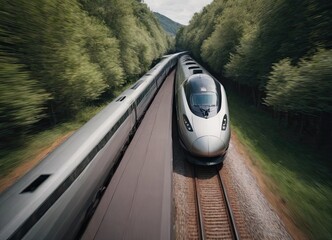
0,0 -> 331,237
176,0 -> 332,147
0,0 -> 171,149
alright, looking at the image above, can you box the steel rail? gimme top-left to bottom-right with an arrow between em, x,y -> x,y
193,165 -> 240,240
194,167 -> 205,240
217,169 -> 240,240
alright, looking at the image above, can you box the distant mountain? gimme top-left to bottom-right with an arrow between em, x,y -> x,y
153,12 -> 182,36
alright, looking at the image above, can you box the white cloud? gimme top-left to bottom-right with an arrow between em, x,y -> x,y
143,0 -> 213,25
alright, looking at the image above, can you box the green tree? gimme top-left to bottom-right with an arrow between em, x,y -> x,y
0,0 -> 170,148
176,0 -> 225,60
80,0 -> 170,80
201,3 -> 244,75
265,49 -> 332,114
0,56 -> 49,144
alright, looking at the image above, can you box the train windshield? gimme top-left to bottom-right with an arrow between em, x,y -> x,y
184,74 -> 221,118
191,93 -> 217,107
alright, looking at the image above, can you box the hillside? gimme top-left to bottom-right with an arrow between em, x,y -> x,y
154,12 -> 182,36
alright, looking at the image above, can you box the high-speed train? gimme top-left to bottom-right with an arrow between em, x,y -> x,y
175,55 -> 230,165
0,52 -> 184,240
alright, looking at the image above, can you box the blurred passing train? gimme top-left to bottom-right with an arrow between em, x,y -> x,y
175,55 -> 230,165
0,52 -> 184,240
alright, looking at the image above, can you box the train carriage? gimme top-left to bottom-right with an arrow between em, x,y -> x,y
175,55 -> 231,165
0,52 -> 185,240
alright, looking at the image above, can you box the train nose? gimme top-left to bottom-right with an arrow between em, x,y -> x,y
191,136 -> 224,157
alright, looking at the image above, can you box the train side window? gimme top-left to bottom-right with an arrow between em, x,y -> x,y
21,174 -> 51,193
131,81 -> 143,90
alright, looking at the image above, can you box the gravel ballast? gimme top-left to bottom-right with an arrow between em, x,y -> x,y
173,131 -> 292,239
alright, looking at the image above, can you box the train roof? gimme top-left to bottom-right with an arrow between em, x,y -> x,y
185,74 -> 218,94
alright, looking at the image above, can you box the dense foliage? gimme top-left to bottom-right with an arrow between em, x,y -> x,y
176,0 -> 332,145
0,0 -> 170,147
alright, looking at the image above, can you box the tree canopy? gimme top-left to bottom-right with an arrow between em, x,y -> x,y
176,0 -> 331,123
0,0 -> 171,147
176,0 -> 332,149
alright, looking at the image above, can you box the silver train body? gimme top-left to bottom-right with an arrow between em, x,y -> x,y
175,55 -> 231,165
0,52 -> 184,240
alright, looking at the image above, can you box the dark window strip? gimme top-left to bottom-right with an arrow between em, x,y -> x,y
9,109 -> 132,240
131,81 -> 143,90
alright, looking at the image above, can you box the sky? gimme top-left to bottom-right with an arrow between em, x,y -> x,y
143,0 -> 214,25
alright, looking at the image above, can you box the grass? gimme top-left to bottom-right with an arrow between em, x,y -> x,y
0,105 -> 106,180
0,124 -> 74,178
1,79 -> 331,238
227,90 -> 332,239
0,81 -> 135,182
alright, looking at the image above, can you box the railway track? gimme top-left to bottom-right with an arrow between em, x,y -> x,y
190,165 -> 239,240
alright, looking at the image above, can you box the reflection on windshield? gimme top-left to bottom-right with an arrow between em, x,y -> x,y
191,93 -> 217,107
184,74 -> 221,118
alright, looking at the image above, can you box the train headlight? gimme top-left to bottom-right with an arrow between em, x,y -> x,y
221,114 -> 227,131
183,115 -> 193,132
